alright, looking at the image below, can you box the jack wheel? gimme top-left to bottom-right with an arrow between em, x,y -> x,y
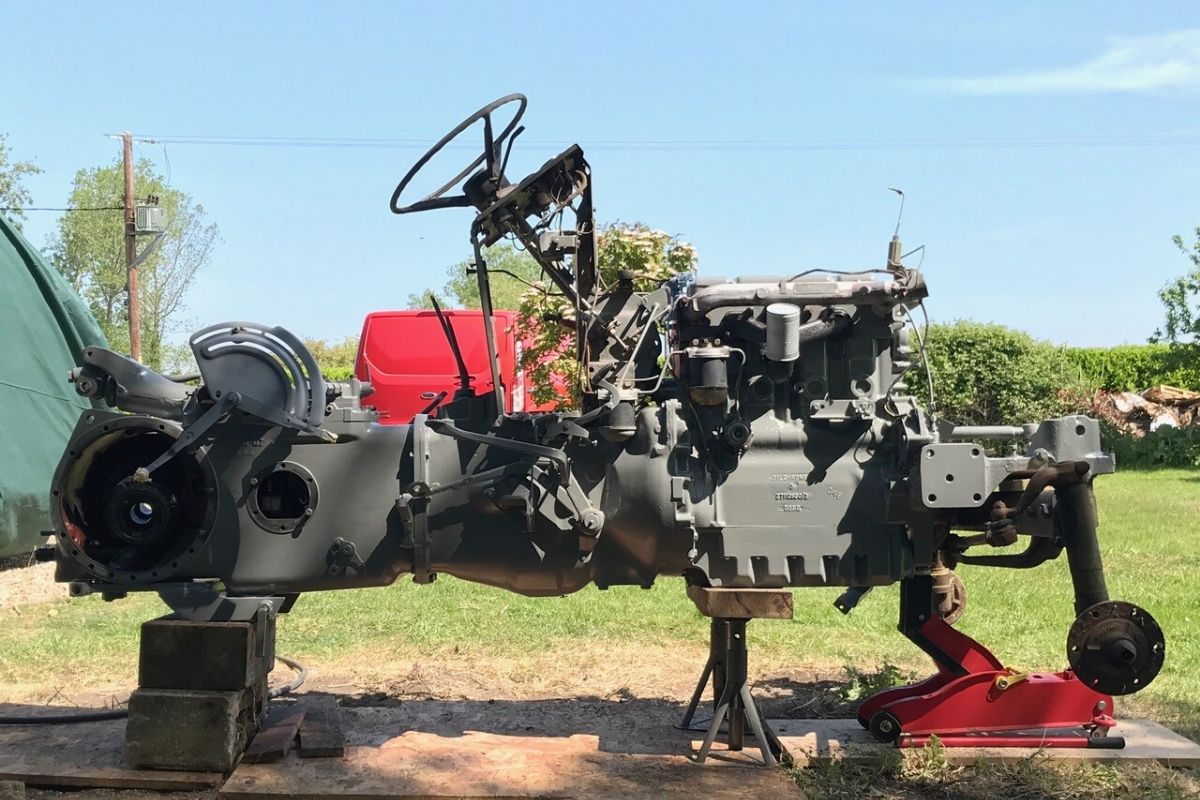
868,710 -> 902,743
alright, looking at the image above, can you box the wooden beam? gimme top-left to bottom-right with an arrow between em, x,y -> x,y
243,705 -> 305,764
298,696 -> 344,759
686,586 -> 793,620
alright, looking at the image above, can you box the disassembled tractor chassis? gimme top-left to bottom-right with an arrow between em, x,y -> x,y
50,95 -> 1165,747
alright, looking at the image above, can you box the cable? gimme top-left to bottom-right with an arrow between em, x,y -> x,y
787,267 -> 894,281
0,206 -> 123,212
270,654 -> 308,699
0,708 -> 128,725
905,301 -> 937,417
123,132 -> 1200,153
0,654 -> 307,726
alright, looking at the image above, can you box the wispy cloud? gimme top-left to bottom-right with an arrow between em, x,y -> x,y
911,29 -> 1200,95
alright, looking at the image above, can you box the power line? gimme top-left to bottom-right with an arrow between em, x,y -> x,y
125,132 -> 1200,152
0,205 -> 123,212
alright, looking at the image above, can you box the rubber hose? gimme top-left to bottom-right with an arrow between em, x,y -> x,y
0,654 -> 307,725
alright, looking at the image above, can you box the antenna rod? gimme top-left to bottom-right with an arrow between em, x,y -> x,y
887,187 -> 905,272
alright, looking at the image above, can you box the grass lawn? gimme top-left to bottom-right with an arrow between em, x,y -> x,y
2,469 -> 1198,797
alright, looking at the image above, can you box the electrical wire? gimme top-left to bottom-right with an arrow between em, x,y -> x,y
127,132 -> 1200,153
904,301 -> 938,417
0,206 -> 122,212
901,245 -> 926,269
0,654 -> 307,726
787,267 -> 895,281
883,298 -> 936,416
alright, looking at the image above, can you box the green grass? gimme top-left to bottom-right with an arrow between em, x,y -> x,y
792,746 -> 1200,799
2,471 -> 1198,737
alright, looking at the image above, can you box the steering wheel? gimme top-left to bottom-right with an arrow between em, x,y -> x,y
390,93 -> 528,215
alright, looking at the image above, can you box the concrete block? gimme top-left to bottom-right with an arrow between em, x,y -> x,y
125,681 -> 266,772
139,615 -> 275,692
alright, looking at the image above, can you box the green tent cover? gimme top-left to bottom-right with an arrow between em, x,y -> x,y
0,214 -> 107,557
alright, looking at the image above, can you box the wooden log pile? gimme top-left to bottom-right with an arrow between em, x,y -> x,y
1092,385 -> 1200,437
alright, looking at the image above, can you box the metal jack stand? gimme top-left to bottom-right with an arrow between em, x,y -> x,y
682,618 -> 783,764
680,587 -> 793,764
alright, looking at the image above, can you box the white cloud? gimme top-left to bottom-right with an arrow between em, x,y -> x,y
913,29 -> 1200,95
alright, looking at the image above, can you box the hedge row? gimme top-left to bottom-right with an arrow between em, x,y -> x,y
916,322 -> 1200,422
1064,343 -> 1200,393
915,321 -> 1200,468
914,321 -> 1089,428
1101,422 -> 1200,469
323,365 -> 354,381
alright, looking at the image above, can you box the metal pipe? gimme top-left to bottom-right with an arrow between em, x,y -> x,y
945,425 -> 1030,440
685,281 -> 904,317
472,237 -> 505,418
957,536 -> 1063,568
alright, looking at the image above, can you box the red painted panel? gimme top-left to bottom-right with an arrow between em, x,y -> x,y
355,309 -> 560,423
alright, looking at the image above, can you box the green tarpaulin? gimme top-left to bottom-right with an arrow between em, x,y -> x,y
0,214 -> 107,557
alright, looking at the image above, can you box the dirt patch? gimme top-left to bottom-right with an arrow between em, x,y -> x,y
306,645 -> 861,721
0,632 -> 862,723
0,561 -> 65,613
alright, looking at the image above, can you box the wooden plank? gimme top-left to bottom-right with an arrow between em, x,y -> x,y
242,704 -> 305,764
769,718 -> 1200,767
686,586 -> 793,619
297,696 -> 344,758
0,706 -> 221,791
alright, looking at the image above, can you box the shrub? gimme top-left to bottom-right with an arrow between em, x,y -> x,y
1101,421 -> 1200,469
322,365 -> 355,382
1065,344 -> 1200,392
915,321 -> 1091,427
304,336 -> 359,383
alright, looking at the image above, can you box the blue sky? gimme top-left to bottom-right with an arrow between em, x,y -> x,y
2,3 -> 1198,347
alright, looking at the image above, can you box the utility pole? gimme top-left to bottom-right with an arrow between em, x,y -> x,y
122,131 -> 141,362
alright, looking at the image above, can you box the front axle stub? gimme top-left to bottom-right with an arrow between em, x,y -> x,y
1067,600 -> 1165,696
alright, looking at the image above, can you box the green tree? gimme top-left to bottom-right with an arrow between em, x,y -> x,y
519,223 -> 697,406
47,158 -> 219,370
303,336 -> 360,381
0,134 -> 41,229
406,244 -> 542,310
1153,227 -> 1200,344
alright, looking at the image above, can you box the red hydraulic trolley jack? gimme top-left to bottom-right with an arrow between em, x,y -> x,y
856,577 -> 1161,749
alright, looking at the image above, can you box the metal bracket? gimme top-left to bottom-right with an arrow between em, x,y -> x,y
135,391 -> 240,480
328,538 -> 366,576
156,582 -> 285,622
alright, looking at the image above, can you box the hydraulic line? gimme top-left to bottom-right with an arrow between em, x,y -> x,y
0,654 -> 307,725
